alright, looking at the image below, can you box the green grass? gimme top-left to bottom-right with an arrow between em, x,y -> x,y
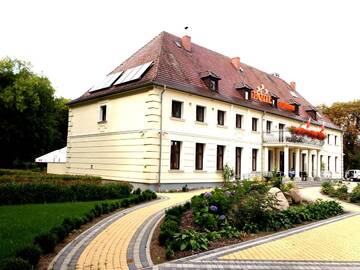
0,199 -> 119,260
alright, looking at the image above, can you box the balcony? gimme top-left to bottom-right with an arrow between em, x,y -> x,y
263,130 -> 325,148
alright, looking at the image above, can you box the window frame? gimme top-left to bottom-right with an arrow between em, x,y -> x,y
217,110 -> 225,126
170,140 -> 181,170
266,120 -> 272,133
236,114 -> 242,129
252,117 -> 258,132
252,149 -> 258,172
216,145 -> 225,171
327,134 -> 331,144
171,100 -> 183,119
235,147 -> 242,178
195,143 -> 205,170
99,105 -> 107,122
196,105 -> 205,122
328,156 -> 331,171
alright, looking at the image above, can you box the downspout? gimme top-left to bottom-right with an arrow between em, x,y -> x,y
157,85 -> 166,192
260,111 -> 266,177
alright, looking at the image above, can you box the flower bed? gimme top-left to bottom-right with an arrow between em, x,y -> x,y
288,126 -> 326,140
157,181 -> 343,260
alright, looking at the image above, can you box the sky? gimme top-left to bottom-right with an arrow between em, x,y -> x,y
1,0 -> 359,105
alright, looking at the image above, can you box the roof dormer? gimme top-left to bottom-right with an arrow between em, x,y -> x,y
200,71 -> 221,92
270,92 -> 279,108
290,99 -> 300,115
235,82 -> 253,100
305,106 -> 317,121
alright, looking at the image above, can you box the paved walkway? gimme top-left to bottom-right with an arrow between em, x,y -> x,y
50,190 -> 205,270
50,186 -> 360,270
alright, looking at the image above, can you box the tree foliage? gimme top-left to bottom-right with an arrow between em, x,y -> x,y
0,57 -> 69,168
317,100 -> 360,170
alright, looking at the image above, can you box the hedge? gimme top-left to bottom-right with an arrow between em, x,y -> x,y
0,182 -> 133,205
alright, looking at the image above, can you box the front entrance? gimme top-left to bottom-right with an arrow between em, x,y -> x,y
279,151 -> 284,173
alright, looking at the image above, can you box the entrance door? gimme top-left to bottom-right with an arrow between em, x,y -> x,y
301,153 -> 306,172
268,150 -> 272,172
235,147 -> 242,179
280,151 -> 284,174
312,154 -> 315,177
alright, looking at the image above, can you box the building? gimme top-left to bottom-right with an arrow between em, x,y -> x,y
64,31 -> 343,190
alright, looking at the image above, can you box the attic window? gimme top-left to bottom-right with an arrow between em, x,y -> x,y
290,99 -> 300,115
200,71 -> 221,92
235,82 -> 253,100
270,93 -> 279,108
305,107 -> 317,121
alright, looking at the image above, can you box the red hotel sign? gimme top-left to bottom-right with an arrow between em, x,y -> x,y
251,84 -> 272,104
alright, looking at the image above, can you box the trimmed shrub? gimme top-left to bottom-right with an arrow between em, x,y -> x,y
50,225 -> 68,241
34,232 -> 58,253
0,257 -> 32,270
350,184 -> 360,203
0,182 -> 133,205
15,245 -> 41,266
121,198 -> 130,207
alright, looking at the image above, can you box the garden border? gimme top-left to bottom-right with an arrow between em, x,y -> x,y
49,196 -> 166,270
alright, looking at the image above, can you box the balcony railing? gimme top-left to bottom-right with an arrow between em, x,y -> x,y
263,130 -> 325,147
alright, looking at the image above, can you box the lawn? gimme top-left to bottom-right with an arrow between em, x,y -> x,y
0,199 -> 118,260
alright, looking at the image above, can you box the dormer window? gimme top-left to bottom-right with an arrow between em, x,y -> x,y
200,71 -> 221,92
305,106 -> 317,121
209,79 -> 217,91
289,99 -> 300,115
235,82 -> 253,100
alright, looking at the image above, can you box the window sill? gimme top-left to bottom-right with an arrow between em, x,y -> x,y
193,170 -> 207,173
235,128 -> 245,131
168,169 -> 184,173
170,117 -> 185,122
217,125 -> 228,129
195,121 -> 208,126
97,121 -> 107,124
251,130 -> 260,134
216,170 -> 224,173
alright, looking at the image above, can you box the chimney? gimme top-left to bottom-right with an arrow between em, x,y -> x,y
290,81 -> 296,90
231,57 -> 241,70
181,35 -> 191,52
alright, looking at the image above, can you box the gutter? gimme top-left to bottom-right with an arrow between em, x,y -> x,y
157,85 -> 166,191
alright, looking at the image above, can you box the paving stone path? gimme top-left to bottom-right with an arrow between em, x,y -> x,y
50,187 -> 360,270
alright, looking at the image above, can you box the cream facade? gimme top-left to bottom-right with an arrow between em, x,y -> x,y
65,86 -> 343,190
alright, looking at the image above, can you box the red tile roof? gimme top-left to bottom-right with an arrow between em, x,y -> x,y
68,31 -> 340,130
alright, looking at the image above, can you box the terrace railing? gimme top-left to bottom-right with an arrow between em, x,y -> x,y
263,130 -> 325,147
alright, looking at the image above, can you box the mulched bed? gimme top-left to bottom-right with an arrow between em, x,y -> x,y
150,209 -> 273,264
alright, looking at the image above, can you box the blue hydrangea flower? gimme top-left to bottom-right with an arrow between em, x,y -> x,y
219,215 -> 226,220
210,205 -> 218,212
204,192 -> 212,198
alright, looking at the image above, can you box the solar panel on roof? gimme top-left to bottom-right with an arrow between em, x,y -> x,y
114,61 -> 153,86
90,71 -> 123,92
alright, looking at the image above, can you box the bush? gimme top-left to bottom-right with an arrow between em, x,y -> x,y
141,190 -> 157,201
121,198 -> 130,207
15,245 -> 41,266
0,182 -> 133,205
50,225 -> 68,241
34,232 -> 58,253
0,257 -> 32,270
133,188 -> 141,195
350,184 -> 360,203
159,219 -> 180,245
173,230 -> 209,251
